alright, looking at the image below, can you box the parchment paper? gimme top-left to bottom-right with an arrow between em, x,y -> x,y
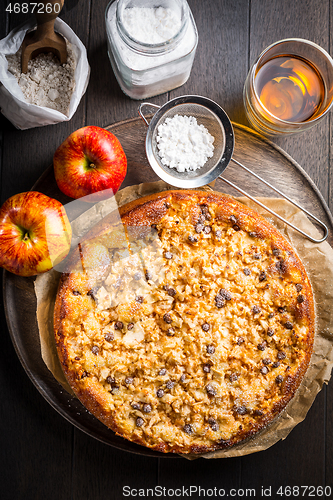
34,181 -> 333,458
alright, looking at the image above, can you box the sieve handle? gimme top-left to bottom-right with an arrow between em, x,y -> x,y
219,159 -> 329,243
138,102 -> 161,126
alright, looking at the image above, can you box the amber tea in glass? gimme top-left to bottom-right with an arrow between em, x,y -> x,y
255,55 -> 325,122
244,39 -> 333,136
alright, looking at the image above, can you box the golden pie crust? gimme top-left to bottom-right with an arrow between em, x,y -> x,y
54,190 -> 315,454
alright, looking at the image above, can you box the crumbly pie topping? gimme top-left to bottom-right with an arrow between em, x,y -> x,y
55,191 -> 314,453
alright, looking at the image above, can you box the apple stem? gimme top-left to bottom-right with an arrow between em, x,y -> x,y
23,233 -> 29,241
89,163 -> 96,169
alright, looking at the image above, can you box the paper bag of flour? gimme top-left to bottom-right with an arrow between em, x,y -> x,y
0,18 -> 90,130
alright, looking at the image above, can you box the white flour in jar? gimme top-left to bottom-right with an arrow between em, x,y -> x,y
121,7 -> 181,44
156,115 -> 215,173
6,39 -> 76,116
106,3 -> 196,72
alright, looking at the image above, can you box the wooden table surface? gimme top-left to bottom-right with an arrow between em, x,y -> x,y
0,1 -> 332,499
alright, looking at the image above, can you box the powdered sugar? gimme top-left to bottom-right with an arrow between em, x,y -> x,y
156,114 -> 215,173
6,39 -> 76,116
121,7 -> 182,44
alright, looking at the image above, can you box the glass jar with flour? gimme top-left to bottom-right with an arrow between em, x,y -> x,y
105,0 -> 198,99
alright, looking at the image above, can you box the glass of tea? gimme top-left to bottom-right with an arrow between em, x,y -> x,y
243,38 -> 333,136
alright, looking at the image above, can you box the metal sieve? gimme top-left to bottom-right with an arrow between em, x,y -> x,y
139,95 -> 328,243
140,95 -> 234,188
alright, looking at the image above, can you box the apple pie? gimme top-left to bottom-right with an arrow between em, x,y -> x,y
54,190 -> 315,454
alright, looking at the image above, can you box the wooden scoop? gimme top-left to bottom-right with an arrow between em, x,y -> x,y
21,0 -> 67,73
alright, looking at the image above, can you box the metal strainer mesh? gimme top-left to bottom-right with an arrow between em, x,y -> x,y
151,103 -> 225,181
142,96 -> 235,188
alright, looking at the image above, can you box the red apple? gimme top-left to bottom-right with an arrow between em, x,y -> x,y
0,191 -> 72,277
53,126 -> 127,200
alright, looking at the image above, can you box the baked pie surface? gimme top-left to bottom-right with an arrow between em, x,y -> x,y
54,190 -> 315,454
